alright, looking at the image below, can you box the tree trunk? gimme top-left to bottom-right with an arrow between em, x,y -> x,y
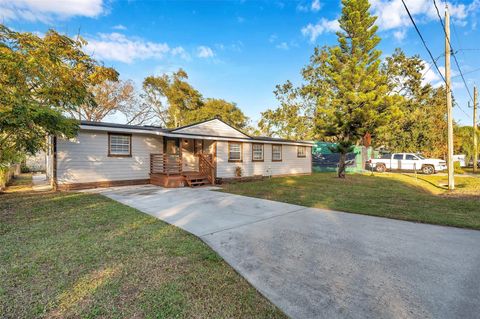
338,152 -> 347,178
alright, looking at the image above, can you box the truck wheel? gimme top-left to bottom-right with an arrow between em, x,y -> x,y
375,163 -> 386,173
422,165 -> 435,175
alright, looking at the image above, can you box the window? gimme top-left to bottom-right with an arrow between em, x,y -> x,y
252,144 -> 264,161
393,154 -> 404,160
228,142 -> 242,162
297,146 -> 307,158
405,154 -> 418,160
108,134 -> 131,157
272,144 -> 282,161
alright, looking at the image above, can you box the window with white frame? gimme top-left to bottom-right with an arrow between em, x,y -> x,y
297,146 -> 306,158
252,144 -> 264,161
109,134 -> 131,156
272,144 -> 282,161
228,142 -> 242,162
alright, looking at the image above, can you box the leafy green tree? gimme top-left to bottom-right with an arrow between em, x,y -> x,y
454,126 -> 480,166
0,25 -> 117,166
143,69 -> 203,128
377,49 -> 447,158
302,0 -> 388,177
258,81 -> 315,140
143,69 -> 250,130
187,98 -> 249,130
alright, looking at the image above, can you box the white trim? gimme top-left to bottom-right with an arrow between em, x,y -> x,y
79,125 -> 314,146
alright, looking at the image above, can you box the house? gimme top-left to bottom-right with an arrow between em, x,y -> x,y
46,118 -> 313,190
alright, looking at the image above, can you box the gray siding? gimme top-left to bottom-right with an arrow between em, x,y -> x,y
56,131 -> 162,184
216,141 -> 311,178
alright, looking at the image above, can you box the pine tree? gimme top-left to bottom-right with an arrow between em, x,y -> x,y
302,0 -> 388,178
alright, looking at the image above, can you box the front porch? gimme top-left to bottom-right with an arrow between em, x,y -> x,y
149,138 -> 216,188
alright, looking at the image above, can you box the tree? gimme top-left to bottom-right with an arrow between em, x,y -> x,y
143,69 -> 250,130
376,49 -> 447,158
258,81 -> 315,140
454,126 -> 480,165
71,79 -> 135,122
302,0 -> 388,178
187,98 -> 249,130
0,25 -> 117,166
143,69 -> 203,128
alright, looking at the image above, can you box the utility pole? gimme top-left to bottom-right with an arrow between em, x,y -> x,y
474,86 -> 478,173
445,5 -> 455,190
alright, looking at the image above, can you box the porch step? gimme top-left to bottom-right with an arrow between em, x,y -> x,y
183,173 -> 210,187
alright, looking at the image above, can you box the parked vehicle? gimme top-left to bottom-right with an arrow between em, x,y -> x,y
452,154 -> 466,167
367,153 -> 447,174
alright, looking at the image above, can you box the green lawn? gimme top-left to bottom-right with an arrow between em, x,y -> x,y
0,175 -> 285,319
221,172 -> 480,230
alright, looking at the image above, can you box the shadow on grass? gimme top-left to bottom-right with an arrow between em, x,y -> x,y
220,172 -> 480,230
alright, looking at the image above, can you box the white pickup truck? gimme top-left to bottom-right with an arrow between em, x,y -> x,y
367,153 -> 447,174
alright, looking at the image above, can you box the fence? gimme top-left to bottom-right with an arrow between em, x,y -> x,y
312,142 -> 377,173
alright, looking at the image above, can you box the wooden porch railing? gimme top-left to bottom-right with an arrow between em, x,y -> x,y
198,153 -> 215,185
150,154 -> 182,175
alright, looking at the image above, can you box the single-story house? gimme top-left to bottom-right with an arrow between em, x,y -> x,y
46,118 -> 313,190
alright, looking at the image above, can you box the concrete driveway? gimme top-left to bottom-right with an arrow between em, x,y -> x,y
93,185 -> 480,319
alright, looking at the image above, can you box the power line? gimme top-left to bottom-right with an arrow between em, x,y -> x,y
400,0 -> 446,85
432,0 -> 474,103
453,100 -> 471,118
401,0 -> 471,119
452,66 -> 480,78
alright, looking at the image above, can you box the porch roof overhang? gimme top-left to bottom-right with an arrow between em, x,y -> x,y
79,122 -> 314,146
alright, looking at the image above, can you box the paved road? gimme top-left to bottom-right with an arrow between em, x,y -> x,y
91,185 -> 480,319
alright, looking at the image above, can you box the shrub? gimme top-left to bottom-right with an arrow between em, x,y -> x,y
20,164 -> 30,173
235,166 -> 242,177
454,161 -> 464,174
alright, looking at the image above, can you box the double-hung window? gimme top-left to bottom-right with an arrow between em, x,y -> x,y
108,134 -> 131,157
228,142 -> 242,162
252,144 -> 264,161
272,144 -> 282,161
297,146 -> 306,158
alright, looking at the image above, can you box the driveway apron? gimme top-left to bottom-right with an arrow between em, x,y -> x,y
92,185 -> 480,319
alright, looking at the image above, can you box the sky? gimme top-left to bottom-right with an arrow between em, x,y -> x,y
2,0 -> 480,126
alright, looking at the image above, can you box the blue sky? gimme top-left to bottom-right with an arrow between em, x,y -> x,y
2,0 -> 480,126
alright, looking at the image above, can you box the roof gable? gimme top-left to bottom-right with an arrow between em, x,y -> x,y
170,118 -> 249,138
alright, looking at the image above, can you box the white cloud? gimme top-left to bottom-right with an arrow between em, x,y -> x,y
197,46 -> 215,58
370,0 -> 474,31
269,34 -> 278,43
297,0 -> 323,12
112,24 -> 127,30
0,0 -> 105,23
311,0 -> 322,12
85,33 -> 187,63
421,60 -> 460,87
301,18 -> 340,42
393,29 -> 407,41
422,61 -> 442,87
171,46 -> 190,60
276,42 -> 289,50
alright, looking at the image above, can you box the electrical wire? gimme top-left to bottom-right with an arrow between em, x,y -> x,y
400,0 -> 446,84
401,0 -> 471,119
432,0 -> 474,103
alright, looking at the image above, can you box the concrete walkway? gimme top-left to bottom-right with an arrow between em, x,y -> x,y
91,185 -> 480,319
32,173 -> 52,192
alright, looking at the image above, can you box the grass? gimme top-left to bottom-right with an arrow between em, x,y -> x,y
463,167 -> 480,175
220,172 -> 480,230
0,175 -> 286,319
